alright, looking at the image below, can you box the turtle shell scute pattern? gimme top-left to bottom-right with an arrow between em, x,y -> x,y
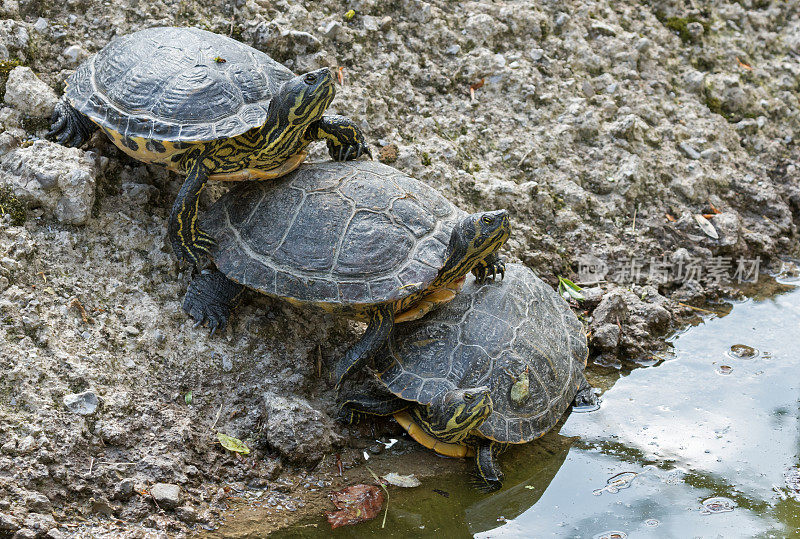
202,161 -> 465,306
374,263 -> 588,444
65,26 -> 295,142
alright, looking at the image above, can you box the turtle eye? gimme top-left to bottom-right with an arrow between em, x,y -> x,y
304,73 -> 317,85
481,215 -> 493,225
464,393 -> 475,401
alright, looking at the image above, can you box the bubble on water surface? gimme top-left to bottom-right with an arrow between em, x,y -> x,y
593,531 -> 627,539
592,471 -> 638,495
700,496 -> 736,514
727,344 -> 759,360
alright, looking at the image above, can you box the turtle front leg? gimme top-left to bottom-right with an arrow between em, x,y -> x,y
334,305 -> 394,390
183,269 -> 245,335
169,151 -> 216,266
472,252 -> 506,284
573,373 -> 599,408
337,388 -> 410,424
307,115 -> 372,161
474,440 -> 504,492
46,97 -> 98,148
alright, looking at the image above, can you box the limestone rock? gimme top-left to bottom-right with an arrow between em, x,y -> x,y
63,390 -> 99,416
0,140 -> 97,225
3,66 -> 58,118
261,391 -> 341,465
150,483 -> 181,509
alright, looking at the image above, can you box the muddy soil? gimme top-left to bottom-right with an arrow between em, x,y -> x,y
1,0 -> 799,537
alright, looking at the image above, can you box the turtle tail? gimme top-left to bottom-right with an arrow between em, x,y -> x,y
46,97 -> 98,147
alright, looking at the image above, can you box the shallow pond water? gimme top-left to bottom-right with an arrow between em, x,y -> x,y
256,282 -> 800,537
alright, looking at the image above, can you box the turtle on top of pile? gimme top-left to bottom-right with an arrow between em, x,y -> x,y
47,26 -> 370,266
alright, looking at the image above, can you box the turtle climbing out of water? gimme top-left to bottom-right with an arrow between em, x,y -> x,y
338,263 -> 597,492
47,26 -> 370,266
181,161 -> 511,388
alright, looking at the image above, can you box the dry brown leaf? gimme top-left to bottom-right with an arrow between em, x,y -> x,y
326,484 -> 384,529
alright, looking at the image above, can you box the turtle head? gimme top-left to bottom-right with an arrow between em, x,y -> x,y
425,387 -> 493,443
275,67 -> 335,128
437,210 -> 511,283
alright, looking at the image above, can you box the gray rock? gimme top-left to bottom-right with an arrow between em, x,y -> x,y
11,529 -> 36,539
0,512 -> 21,532
32,18 -> 47,33
62,45 -> 88,65
150,483 -> 181,509
112,478 -> 135,501
261,391 -> 341,465
46,529 -> 65,539
678,142 -> 701,160
24,492 -> 51,512
63,390 -> 99,416
0,140 -> 97,225
3,67 -> 59,118
686,21 -> 704,39
21,512 -> 55,534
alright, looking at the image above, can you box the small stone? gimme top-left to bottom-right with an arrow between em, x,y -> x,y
445,44 -> 461,55
113,478 -> 135,501
221,355 -> 233,372
678,142 -> 701,160
62,45 -> 88,65
175,506 -> 197,523
46,529 -> 65,539
63,390 -> 99,416
11,529 -> 36,539
32,18 -> 47,33
322,20 -> 342,39
378,143 -> 398,164
25,492 -> 51,512
150,483 -> 181,509
686,21 -> 704,39
122,325 -> 139,336
3,67 -> 59,118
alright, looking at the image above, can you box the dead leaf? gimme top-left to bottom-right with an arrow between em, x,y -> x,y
216,432 -> 250,455
382,473 -> 421,488
326,484 -> 384,529
694,213 -> 719,239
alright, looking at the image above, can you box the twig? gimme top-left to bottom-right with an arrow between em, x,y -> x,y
676,302 -> 721,315
366,466 -> 389,529
88,457 -> 94,476
210,402 -> 223,431
631,204 -> 638,234
518,146 -> 535,167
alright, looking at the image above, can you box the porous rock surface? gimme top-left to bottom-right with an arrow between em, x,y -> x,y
0,0 -> 799,535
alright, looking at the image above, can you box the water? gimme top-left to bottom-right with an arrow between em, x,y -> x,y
259,282 -> 800,537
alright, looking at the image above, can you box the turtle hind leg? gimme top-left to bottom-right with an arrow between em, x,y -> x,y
334,305 -> 394,390
46,98 -> 97,147
473,440 -> 503,492
308,115 -> 372,162
183,269 -> 245,335
337,389 -> 410,425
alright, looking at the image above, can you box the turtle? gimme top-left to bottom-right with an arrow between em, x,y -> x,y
338,263 -> 597,492
181,160 -> 511,388
46,26 -> 370,266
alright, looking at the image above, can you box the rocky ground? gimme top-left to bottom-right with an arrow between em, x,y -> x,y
1,0 -> 799,536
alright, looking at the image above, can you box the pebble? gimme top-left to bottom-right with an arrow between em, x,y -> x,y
150,483 -> 182,509
678,142 -> 701,160
123,325 -> 140,336
62,45 -> 86,65
3,67 -> 59,118
62,390 -> 99,416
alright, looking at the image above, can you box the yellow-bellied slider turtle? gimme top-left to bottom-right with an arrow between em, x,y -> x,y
182,161 -> 511,388
339,263 -> 596,491
47,26 -> 369,266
